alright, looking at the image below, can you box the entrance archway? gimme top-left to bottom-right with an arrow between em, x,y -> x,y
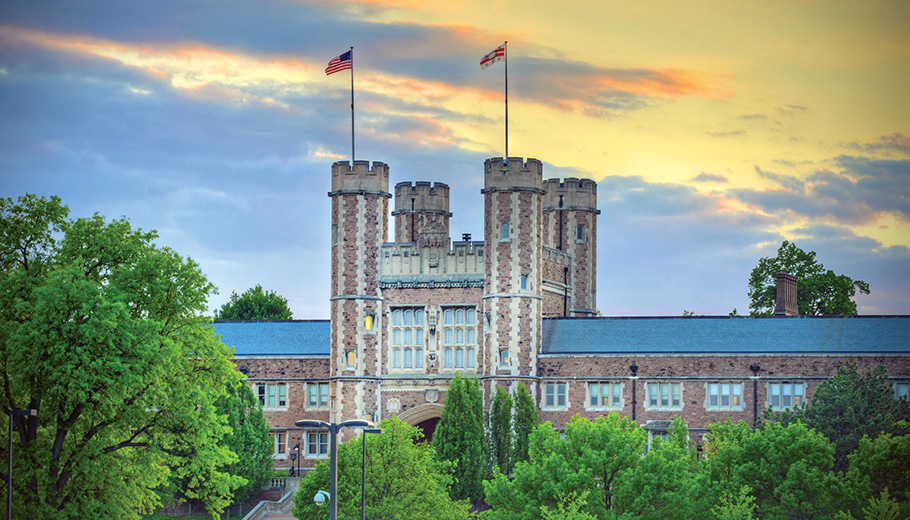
397,403 -> 443,443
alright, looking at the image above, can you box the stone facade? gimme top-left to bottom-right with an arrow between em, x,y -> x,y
230,156 -> 910,471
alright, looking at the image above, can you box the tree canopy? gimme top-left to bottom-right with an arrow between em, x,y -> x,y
747,240 -> 870,315
434,373 -> 486,502
214,284 -> 293,320
292,416 -> 472,520
0,194 -> 243,519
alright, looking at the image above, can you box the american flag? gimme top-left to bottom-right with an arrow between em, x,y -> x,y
325,50 -> 352,75
480,44 -> 505,70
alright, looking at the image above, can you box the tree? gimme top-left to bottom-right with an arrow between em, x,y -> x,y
483,414 -> 646,520
216,382 -> 273,507
768,363 -> 910,472
490,385 -> 513,475
0,194 -> 243,519
511,382 -> 538,468
292,416 -> 472,520
434,373 -> 486,502
843,432 -> 910,518
748,240 -> 870,315
214,284 -> 293,320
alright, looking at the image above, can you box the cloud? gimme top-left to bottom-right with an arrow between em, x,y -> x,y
840,133 -> 910,156
692,172 -> 729,183
754,165 -> 805,191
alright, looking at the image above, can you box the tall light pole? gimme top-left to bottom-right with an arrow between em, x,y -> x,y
7,409 -> 37,520
295,419 -> 374,520
360,428 -> 381,520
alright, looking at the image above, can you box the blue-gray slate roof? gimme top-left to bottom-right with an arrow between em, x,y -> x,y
213,316 -> 910,357
214,320 -> 330,356
541,316 -> 910,355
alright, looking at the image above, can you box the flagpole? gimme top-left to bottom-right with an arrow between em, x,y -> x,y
504,41 -> 508,163
350,46 -> 355,166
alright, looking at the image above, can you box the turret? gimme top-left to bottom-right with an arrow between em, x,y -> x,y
392,181 -> 452,247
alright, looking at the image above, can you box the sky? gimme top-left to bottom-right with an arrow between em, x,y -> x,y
2,0 -> 909,318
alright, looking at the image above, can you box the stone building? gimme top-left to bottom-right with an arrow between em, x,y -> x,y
217,157 -> 910,471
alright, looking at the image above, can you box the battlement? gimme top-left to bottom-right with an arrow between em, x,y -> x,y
379,241 -> 485,281
392,182 -> 451,215
483,157 -> 544,192
330,160 -> 390,194
542,177 -> 598,212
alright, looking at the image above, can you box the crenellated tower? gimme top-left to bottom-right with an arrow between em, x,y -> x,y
542,178 -> 599,317
329,160 -> 390,431
482,157 -> 544,385
392,181 -> 452,247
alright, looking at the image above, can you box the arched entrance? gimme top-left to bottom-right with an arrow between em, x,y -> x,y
397,403 -> 443,443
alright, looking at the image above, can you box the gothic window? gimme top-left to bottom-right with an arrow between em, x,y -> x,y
307,382 -> 329,410
500,221 -> 510,241
271,431 -> 287,458
588,382 -> 622,410
768,382 -> 805,409
645,382 -> 682,411
706,382 -> 744,410
390,307 -> 425,371
895,381 -> 910,401
256,383 -> 287,410
305,431 -> 329,458
544,382 -> 568,409
442,306 -> 477,371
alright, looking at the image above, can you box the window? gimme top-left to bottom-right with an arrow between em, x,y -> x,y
895,382 -> 910,401
498,348 -> 509,369
544,382 -> 568,409
308,382 -> 329,409
391,307 -> 425,371
646,382 -> 682,411
257,383 -> 287,410
500,221 -> 510,241
707,382 -> 744,410
520,274 -> 529,291
576,224 -> 585,242
588,382 -> 622,410
442,306 -> 477,371
344,349 -> 355,370
768,382 -> 805,409
272,432 -> 287,458
306,431 -> 329,458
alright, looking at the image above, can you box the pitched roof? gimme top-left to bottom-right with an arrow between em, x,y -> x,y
541,316 -> 910,355
213,320 -> 330,356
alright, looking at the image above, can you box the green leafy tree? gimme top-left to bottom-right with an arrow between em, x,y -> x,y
490,385 -> 513,475
483,413 -> 646,520
748,240 -> 869,315
613,417 -> 700,520
292,416 -> 472,520
0,194 -> 243,519
511,382 -> 538,467
214,284 -> 293,320
711,486 -> 756,520
768,363 -> 910,472
217,382 -> 273,507
843,432 -> 910,518
435,373 -> 486,502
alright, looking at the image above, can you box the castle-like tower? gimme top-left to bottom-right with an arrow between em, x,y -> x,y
542,178 -> 599,317
328,160 -> 390,431
329,157 -> 596,433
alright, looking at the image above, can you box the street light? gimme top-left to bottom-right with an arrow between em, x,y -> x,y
293,442 -> 300,477
7,409 -> 37,520
295,419 -> 375,520
360,428 -> 382,520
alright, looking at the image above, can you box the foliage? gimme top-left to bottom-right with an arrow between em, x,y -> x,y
711,486 -> 756,520
215,382 -> 273,505
490,385 -> 513,476
291,417 -> 472,520
434,373 -> 486,502
511,382 -> 539,468
844,432 -> 910,518
483,414 -> 646,520
768,363 -> 910,472
539,492 -> 598,520
747,240 -> 870,315
0,194 -> 242,519
214,284 -> 292,320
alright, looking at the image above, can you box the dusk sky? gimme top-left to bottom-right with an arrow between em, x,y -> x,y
2,1 -> 909,318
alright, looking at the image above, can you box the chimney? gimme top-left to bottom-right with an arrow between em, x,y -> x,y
774,272 -> 798,316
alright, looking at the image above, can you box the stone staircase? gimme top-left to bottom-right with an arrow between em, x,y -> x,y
242,477 -> 299,520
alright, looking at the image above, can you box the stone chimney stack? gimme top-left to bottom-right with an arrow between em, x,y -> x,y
774,272 -> 798,316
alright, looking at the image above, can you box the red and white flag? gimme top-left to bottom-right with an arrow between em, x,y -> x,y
480,44 -> 505,70
325,50 -> 353,75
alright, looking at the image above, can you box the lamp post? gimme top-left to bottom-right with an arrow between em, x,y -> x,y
360,428 -> 381,520
294,442 -> 300,477
7,409 -> 37,520
289,450 -> 297,476
295,419 -> 375,520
